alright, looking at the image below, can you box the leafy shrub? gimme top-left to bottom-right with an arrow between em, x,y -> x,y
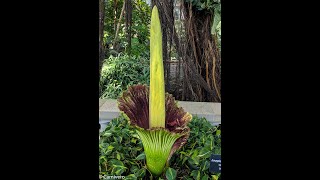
99,115 -> 146,180
99,115 -> 221,180
171,116 -> 221,180
100,54 -> 150,99
130,37 -> 149,58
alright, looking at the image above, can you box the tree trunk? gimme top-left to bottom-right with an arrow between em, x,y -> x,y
99,0 -> 105,96
125,0 -> 132,54
113,1 -> 126,51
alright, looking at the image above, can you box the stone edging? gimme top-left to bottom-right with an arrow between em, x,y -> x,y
99,99 -> 221,131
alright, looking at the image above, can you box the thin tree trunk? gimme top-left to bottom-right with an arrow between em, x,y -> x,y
99,0 -> 105,96
125,0 -> 132,54
113,1 -> 126,51
113,0 -> 118,31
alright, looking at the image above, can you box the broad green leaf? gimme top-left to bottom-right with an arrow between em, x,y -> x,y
216,130 -> 221,136
110,159 -> 127,175
116,153 -> 121,160
212,175 -> 219,180
182,157 -> 188,165
200,3 -> 206,9
130,166 -> 139,173
112,166 -> 126,175
149,5 -> 165,128
188,157 -> 199,166
136,152 -> 146,160
165,167 -> 177,180
135,168 -> 146,178
201,174 -> 209,180
126,174 -> 137,180
192,149 -> 199,157
211,5 -> 221,35
131,138 -> 137,144
198,148 -> 211,158
99,156 -> 106,163
217,21 -> 221,36
132,133 -> 140,139
107,145 -> 114,151
191,170 -> 201,180
103,131 -> 112,137
105,145 -> 114,155
110,159 -> 126,168
202,161 -> 210,171
179,151 -> 187,155
204,136 -> 214,151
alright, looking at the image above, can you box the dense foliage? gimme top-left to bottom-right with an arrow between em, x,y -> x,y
171,116 -> 221,180
99,115 -> 221,180
100,54 -> 150,99
104,0 -> 150,56
185,0 -> 220,11
100,0 -> 151,98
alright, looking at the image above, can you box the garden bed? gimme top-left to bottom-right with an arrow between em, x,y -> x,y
99,115 -> 221,180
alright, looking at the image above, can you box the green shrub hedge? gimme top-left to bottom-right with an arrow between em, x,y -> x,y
99,115 -> 221,180
100,54 -> 150,99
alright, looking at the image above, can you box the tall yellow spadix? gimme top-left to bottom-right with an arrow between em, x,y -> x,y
149,6 -> 165,128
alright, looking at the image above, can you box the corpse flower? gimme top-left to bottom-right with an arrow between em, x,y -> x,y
118,6 -> 192,177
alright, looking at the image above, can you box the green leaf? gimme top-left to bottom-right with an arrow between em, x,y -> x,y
116,153 -> 121,160
136,152 -> 146,160
216,130 -> 221,136
99,156 -> 106,163
182,156 -> 188,165
201,175 -> 209,180
126,174 -> 137,180
211,6 -> 221,35
212,175 -> 219,180
192,149 -> 199,157
131,138 -> 137,144
204,136 -> 214,151
110,159 -> 121,165
112,166 -> 126,175
200,3 -> 206,9
110,159 -> 126,168
130,166 -> 139,173
201,161 -> 210,171
198,148 -> 211,158
103,131 -> 112,137
110,159 -> 127,175
135,168 -> 146,178
132,133 -> 140,139
165,167 -> 177,180
191,170 -> 201,180
190,150 -> 200,165
107,145 -> 114,151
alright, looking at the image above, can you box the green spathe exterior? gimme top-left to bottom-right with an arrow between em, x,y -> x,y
136,128 -> 181,176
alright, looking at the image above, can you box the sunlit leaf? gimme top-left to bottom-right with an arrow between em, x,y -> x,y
165,167 -> 177,180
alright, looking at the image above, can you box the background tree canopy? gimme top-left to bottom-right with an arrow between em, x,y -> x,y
99,0 -> 221,102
